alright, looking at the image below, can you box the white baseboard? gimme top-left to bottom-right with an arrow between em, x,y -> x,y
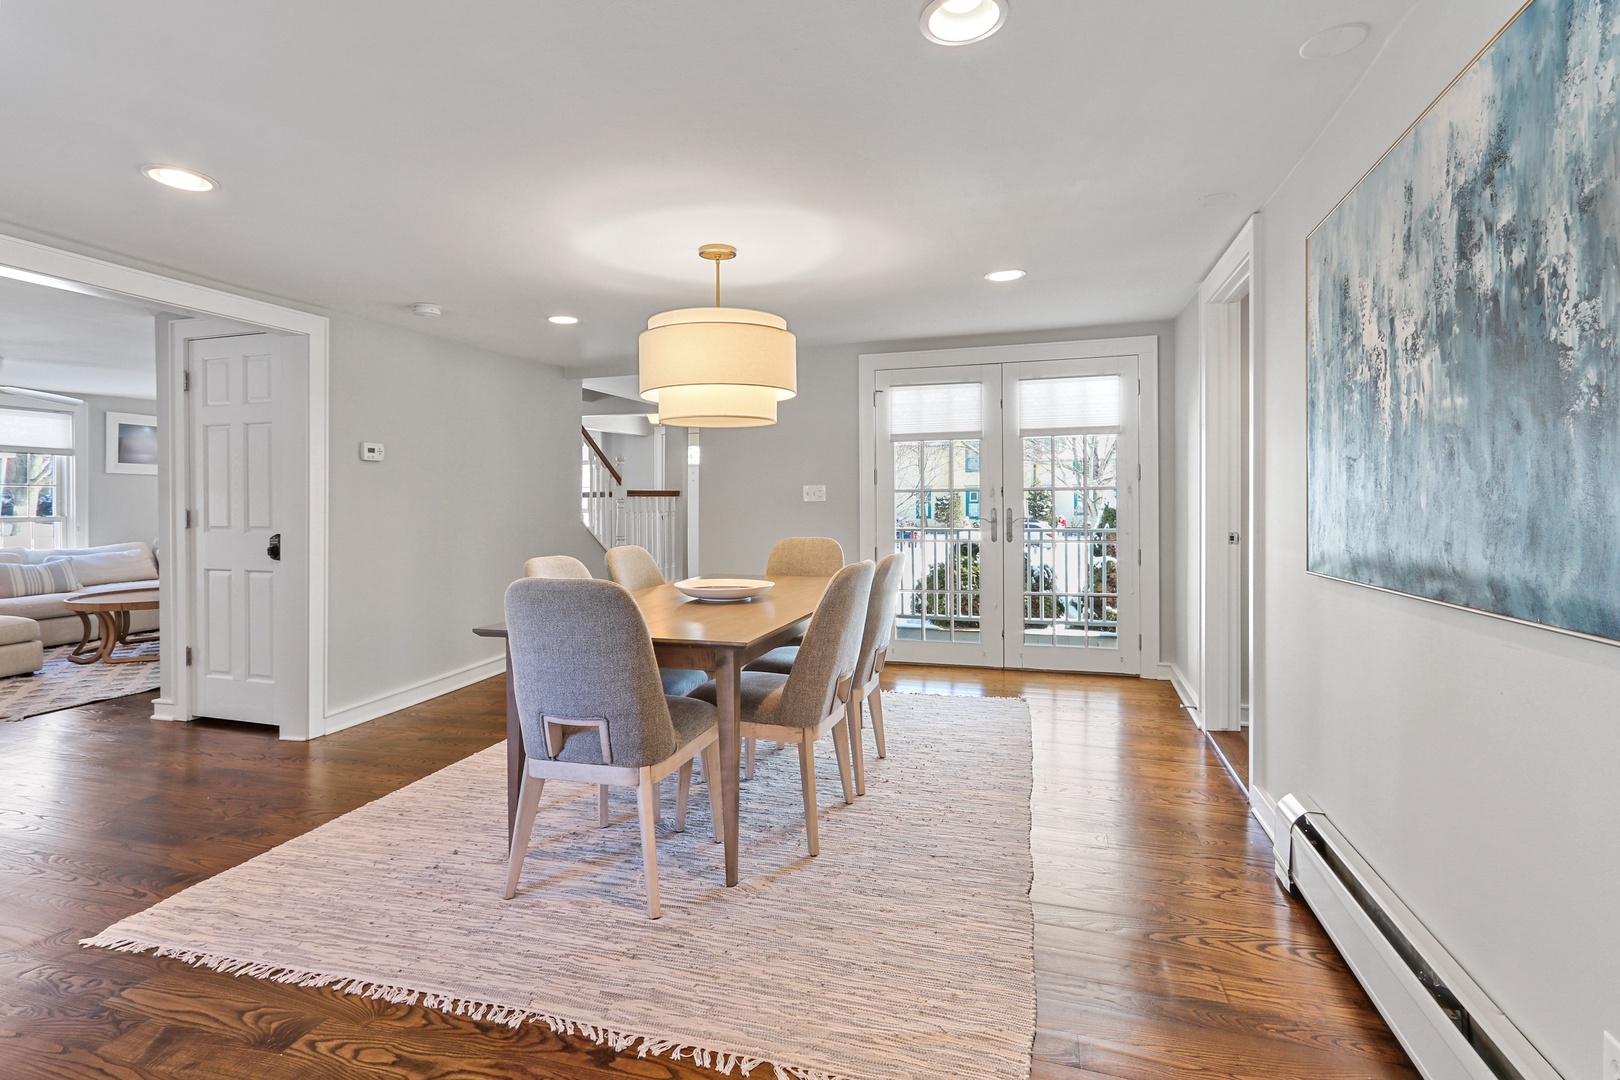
1162,661 -> 1200,725
321,654 -> 505,736
1250,782 -> 1280,844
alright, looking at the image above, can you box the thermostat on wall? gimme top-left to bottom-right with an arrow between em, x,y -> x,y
360,442 -> 385,462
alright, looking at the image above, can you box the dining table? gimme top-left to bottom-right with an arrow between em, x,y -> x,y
472,573 -> 830,888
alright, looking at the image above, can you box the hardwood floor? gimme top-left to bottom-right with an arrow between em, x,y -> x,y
1207,727 -> 1250,788
0,668 -> 1415,1079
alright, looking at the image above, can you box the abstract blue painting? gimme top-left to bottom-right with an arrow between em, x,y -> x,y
1307,0 -> 1620,643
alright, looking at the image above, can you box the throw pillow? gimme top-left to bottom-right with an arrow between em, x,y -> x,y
0,559 -> 81,600
68,547 -> 159,587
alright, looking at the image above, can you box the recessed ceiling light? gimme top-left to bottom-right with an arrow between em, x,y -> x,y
1299,23 -> 1369,60
140,164 -> 218,192
921,0 -> 1007,46
985,269 -> 1026,282
548,315 -> 579,325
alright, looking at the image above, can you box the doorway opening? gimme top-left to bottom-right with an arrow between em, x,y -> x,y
0,233 -> 329,739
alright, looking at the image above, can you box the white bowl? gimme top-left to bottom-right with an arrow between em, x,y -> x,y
673,577 -> 775,602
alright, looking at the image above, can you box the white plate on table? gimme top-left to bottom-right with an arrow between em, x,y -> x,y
674,577 -> 774,603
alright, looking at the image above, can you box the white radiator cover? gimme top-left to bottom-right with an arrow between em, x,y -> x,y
1275,795 -> 1562,1080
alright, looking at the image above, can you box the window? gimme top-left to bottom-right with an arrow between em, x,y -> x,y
0,406 -> 74,550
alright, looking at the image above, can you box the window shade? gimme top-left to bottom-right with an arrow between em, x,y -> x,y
1017,376 -> 1121,435
0,407 -> 73,452
888,383 -> 981,439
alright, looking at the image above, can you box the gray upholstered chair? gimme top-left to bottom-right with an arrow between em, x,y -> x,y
765,536 -> 844,577
604,544 -> 664,591
502,577 -> 722,919
525,554 -> 591,579
692,560 -> 875,856
748,553 -> 904,796
604,544 -> 707,697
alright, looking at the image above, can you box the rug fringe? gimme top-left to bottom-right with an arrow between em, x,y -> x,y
80,933 -> 872,1080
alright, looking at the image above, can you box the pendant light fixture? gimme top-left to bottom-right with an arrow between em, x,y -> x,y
638,244 -> 797,428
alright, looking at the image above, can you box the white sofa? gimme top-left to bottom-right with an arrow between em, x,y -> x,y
0,542 -> 159,647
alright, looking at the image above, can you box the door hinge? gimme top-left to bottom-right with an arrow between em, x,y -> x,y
874,389 -> 880,407
1138,464 -> 1142,480
1229,531 -> 1240,545
1138,634 -> 1142,650
1137,379 -> 1141,395
184,509 -> 192,529
185,646 -> 193,666
183,370 -> 191,392
1137,548 -> 1142,565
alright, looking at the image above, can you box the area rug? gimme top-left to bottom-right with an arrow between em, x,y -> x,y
83,693 -> 1035,1080
0,642 -> 160,721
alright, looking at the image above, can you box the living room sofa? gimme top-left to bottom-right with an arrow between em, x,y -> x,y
0,542 -> 159,647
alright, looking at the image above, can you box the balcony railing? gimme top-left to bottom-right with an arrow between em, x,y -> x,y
582,428 -> 683,581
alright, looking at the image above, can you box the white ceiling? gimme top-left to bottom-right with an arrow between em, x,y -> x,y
0,1 -> 1417,374
0,275 -> 159,399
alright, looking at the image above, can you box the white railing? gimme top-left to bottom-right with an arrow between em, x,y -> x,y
582,429 -> 683,580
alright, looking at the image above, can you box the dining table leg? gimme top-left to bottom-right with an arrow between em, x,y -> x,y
715,650 -> 741,887
504,640 -> 522,842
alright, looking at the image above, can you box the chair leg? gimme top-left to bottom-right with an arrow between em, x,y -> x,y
831,715 -> 855,805
675,759 -> 693,832
847,697 -> 867,797
702,743 -> 724,844
797,732 -> 819,857
636,770 -> 662,919
868,687 -> 887,758
503,771 -> 545,900
598,785 -> 611,828
745,737 -> 756,780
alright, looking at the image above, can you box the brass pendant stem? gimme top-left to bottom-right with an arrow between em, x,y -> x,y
698,243 -> 737,308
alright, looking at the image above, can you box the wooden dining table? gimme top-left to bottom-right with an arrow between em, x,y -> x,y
472,573 -> 830,888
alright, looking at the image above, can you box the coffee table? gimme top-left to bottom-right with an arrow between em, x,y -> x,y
63,587 -> 160,665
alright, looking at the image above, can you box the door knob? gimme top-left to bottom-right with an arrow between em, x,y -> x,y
267,533 -> 281,561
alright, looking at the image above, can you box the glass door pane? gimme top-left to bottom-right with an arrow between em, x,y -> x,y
1001,362 -> 1139,674
878,368 -> 1004,667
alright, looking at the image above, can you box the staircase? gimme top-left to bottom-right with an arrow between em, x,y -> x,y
581,427 -> 683,581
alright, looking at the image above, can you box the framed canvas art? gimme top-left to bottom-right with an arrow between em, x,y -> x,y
1307,0 -> 1620,644
106,412 -> 158,475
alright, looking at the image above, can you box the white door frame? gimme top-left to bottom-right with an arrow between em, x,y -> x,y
0,232 -> 330,741
1197,217 -> 1260,754
859,335 -> 1162,675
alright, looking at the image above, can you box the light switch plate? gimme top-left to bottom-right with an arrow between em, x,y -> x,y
1603,1031 -> 1619,1080
360,442 -> 385,462
803,484 -> 827,503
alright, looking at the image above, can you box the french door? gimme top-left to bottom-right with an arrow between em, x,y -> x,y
876,356 -> 1140,674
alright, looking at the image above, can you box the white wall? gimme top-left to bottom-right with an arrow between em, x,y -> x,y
81,393 -> 159,548
1167,298 -> 1200,699
1252,0 -> 1619,1073
324,313 -> 598,714
697,322 -> 1178,630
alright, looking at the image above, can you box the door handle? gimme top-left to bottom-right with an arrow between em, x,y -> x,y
1006,513 -> 1024,542
985,507 -> 997,537
267,533 -> 281,561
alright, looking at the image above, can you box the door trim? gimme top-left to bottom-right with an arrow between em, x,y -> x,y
0,231 -> 330,741
859,335 -> 1162,675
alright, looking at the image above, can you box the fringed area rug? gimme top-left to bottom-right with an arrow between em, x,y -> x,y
83,692 -> 1035,1080
0,642 -> 160,721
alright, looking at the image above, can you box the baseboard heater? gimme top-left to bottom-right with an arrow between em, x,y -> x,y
1273,795 -> 1562,1080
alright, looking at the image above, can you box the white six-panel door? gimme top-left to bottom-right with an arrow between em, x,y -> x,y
189,333 -> 281,724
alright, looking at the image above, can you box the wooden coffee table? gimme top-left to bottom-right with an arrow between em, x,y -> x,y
64,587 -> 160,665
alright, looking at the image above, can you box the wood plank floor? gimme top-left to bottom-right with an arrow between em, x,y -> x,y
0,668 -> 1416,1079
1207,727 -> 1250,788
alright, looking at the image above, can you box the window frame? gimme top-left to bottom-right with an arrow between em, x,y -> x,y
0,399 -> 88,550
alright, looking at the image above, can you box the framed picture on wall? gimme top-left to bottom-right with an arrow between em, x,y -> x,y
106,412 -> 158,475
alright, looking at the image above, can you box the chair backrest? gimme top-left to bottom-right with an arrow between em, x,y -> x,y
605,544 -> 665,591
765,537 -> 844,577
777,560 -> 875,726
525,554 -> 591,579
503,577 -> 677,769
853,552 -> 906,689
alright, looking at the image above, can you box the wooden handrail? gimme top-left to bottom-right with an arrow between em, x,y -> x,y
626,489 -> 681,499
580,427 -> 622,486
